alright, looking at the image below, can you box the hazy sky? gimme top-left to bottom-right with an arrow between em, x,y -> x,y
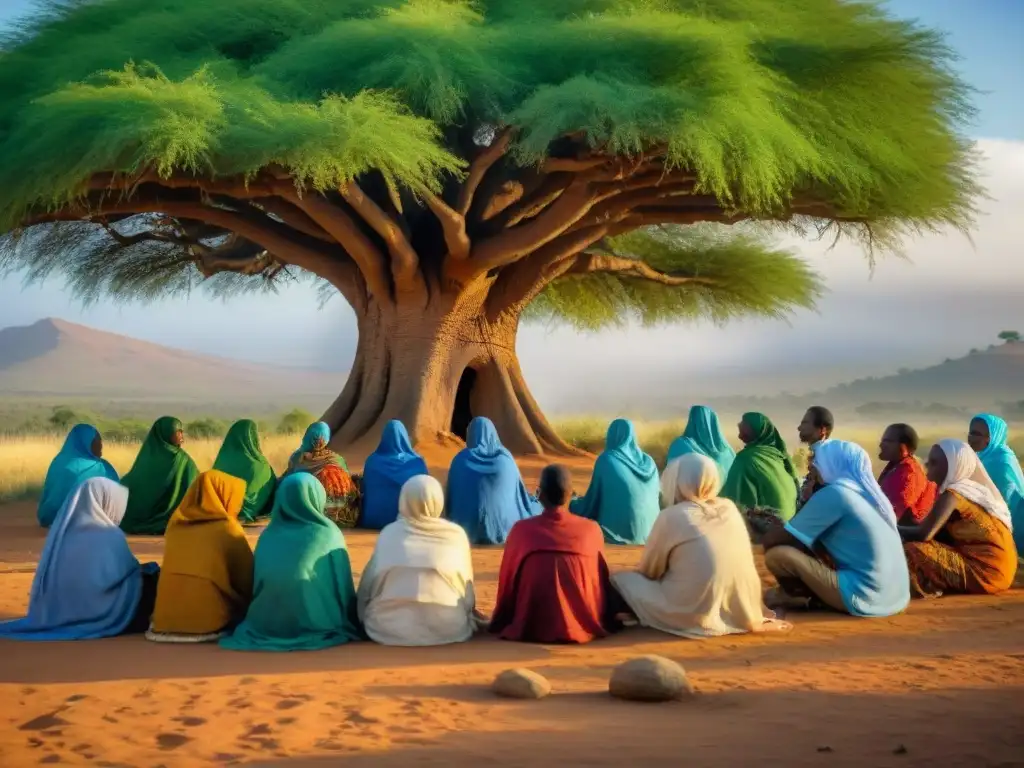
1,0 -> 1022,413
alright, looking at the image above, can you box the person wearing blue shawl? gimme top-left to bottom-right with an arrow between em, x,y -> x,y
359,420 -> 429,530
446,417 -> 541,545
569,419 -> 661,545
0,477 -> 160,640
968,413 -> 1024,551
219,473 -> 362,652
37,424 -> 119,528
665,406 -> 736,478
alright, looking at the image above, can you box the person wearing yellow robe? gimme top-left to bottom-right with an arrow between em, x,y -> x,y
146,470 -> 255,643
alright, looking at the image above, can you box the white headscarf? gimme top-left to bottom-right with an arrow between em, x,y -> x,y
813,440 -> 898,530
936,439 -> 1013,531
398,475 -> 450,538
661,454 -> 732,518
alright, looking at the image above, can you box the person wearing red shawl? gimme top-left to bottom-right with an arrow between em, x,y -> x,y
878,424 -> 937,524
490,464 -> 621,644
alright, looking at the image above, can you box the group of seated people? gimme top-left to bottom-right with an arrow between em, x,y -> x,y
0,405 -> 1019,648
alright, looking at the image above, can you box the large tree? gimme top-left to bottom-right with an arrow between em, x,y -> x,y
0,0 -> 976,454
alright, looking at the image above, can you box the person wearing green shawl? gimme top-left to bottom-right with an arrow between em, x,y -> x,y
219,473 -> 363,652
721,413 -> 800,530
213,419 -> 277,524
665,405 -> 736,478
119,417 -> 199,536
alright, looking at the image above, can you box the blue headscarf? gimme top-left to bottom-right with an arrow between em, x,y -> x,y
37,424 -> 119,528
973,413 -> 1024,547
569,418 -> 661,544
0,478 -> 148,640
359,420 -> 429,530
666,405 -> 736,478
446,417 -> 540,545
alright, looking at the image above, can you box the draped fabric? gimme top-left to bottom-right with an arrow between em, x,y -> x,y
446,417 -> 540,545
284,422 -> 358,528
360,421 -> 429,530
614,455 -> 787,638
569,419 -> 661,544
720,412 -> 800,522
490,506 -> 616,644
120,417 -> 199,535
37,424 -> 119,528
973,414 -> 1024,547
357,475 -> 479,646
814,441 -> 899,530
936,439 -> 1013,531
286,422 -> 349,475
665,406 -> 736,478
878,456 -> 936,524
149,471 -> 254,639
213,419 -> 277,523
0,478 -> 152,640
220,474 -> 362,651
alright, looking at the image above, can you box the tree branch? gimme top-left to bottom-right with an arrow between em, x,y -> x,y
339,181 -> 419,285
457,127 -> 513,216
566,252 -> 719,287
422,190 -> 471,261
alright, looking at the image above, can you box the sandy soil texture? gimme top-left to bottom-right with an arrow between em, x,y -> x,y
1,461 -> 1023,767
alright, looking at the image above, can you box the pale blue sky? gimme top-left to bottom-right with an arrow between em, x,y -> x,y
1,0 -> 1022,410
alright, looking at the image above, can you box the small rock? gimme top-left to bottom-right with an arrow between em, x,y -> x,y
608,656 -> 693,702
817,746 -> 833,753
893,745 -> 908,756
491,669 -> 551,700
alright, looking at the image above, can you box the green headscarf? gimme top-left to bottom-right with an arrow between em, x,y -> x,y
720,412 -> 800,522
119,416 -> 199,535
213,419 -> 277,523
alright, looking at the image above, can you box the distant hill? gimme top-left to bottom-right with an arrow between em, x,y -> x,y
0,318 -> 345,410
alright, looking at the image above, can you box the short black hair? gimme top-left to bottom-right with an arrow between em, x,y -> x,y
539,464 -> 572,507
887,423 -> 919,452
806,406 -> 835,432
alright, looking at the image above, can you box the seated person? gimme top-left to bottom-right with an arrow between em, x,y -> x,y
569,419 -> 660,544
220,473 -> 362,651
119,416 -> 199,535
762,440 -> 910,618
796,406 -> 835,508
359,420 -> 428,530
0,478 -> 159,640
665,405 -> 736,478
490,464 -> 620,644
212,419 -> 278,524
37,423 -> 119,528
446,417 -> 540,545
147,471 -> 254,643
721,412 -> 800,531
613,454 -> 790,638
969,413 -> 1024,553
900,439 -> 1017,597
877,423 -> 936,523
358,475 -> 482,646
282,422 -> 358,528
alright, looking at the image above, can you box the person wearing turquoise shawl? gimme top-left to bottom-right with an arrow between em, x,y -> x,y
721,412 -> 800,528
446,417 -> 541,545
37,423 -> 119,528
119,416 -> 200,535
665,406 -> 736,478
213,419 -> 277,523
569,419 -> 661,545
359,420 -> 429,530
968,413 -> 1024,552
220,473 -> 363,652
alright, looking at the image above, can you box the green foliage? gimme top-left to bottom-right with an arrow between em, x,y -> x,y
529,224 -> 822,329
277,408 -> 315,435
184,417 -> 229,439
998,330 -> 1021,343
47,405 -> 95,430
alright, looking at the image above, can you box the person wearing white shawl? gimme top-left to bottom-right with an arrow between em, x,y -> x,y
900,439 -> 1018,597
762,440 -> 910,617
357,475 -> 482,646
612,454 -> 789,638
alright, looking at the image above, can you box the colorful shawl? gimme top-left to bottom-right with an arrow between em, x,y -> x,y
569,418 -> 661,544
666,405 -> 736,478
119,416 -> 199,535
360,420 -> 428,530
720,412 -> 799,522
446,417 -> 540,545
213,419 -> 277,523
286,422 -> 349,475
937,439 -> 1013,531
37,423 -> 119,528
973,414 -> 1024,536
219,473 -> 362,652
0,478 -> 148,640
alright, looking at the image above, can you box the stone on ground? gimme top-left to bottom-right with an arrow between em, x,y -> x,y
608,656 -> 693,702
491,668 -> 551,700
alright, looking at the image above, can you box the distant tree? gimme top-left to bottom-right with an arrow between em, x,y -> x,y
998,330 -> 1021,343
184,417 -> 228,439
0,0 -> 978,454
277,408 -> 315,435
102,418 -> 152,442
48,405 -> 91,431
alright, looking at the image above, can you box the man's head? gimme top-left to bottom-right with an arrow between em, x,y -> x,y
798,406 -> 834,445
538,464 -> 573,508
879,423 -> 918,463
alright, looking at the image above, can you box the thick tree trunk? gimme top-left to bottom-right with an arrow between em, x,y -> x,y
320,286 -> 582,456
